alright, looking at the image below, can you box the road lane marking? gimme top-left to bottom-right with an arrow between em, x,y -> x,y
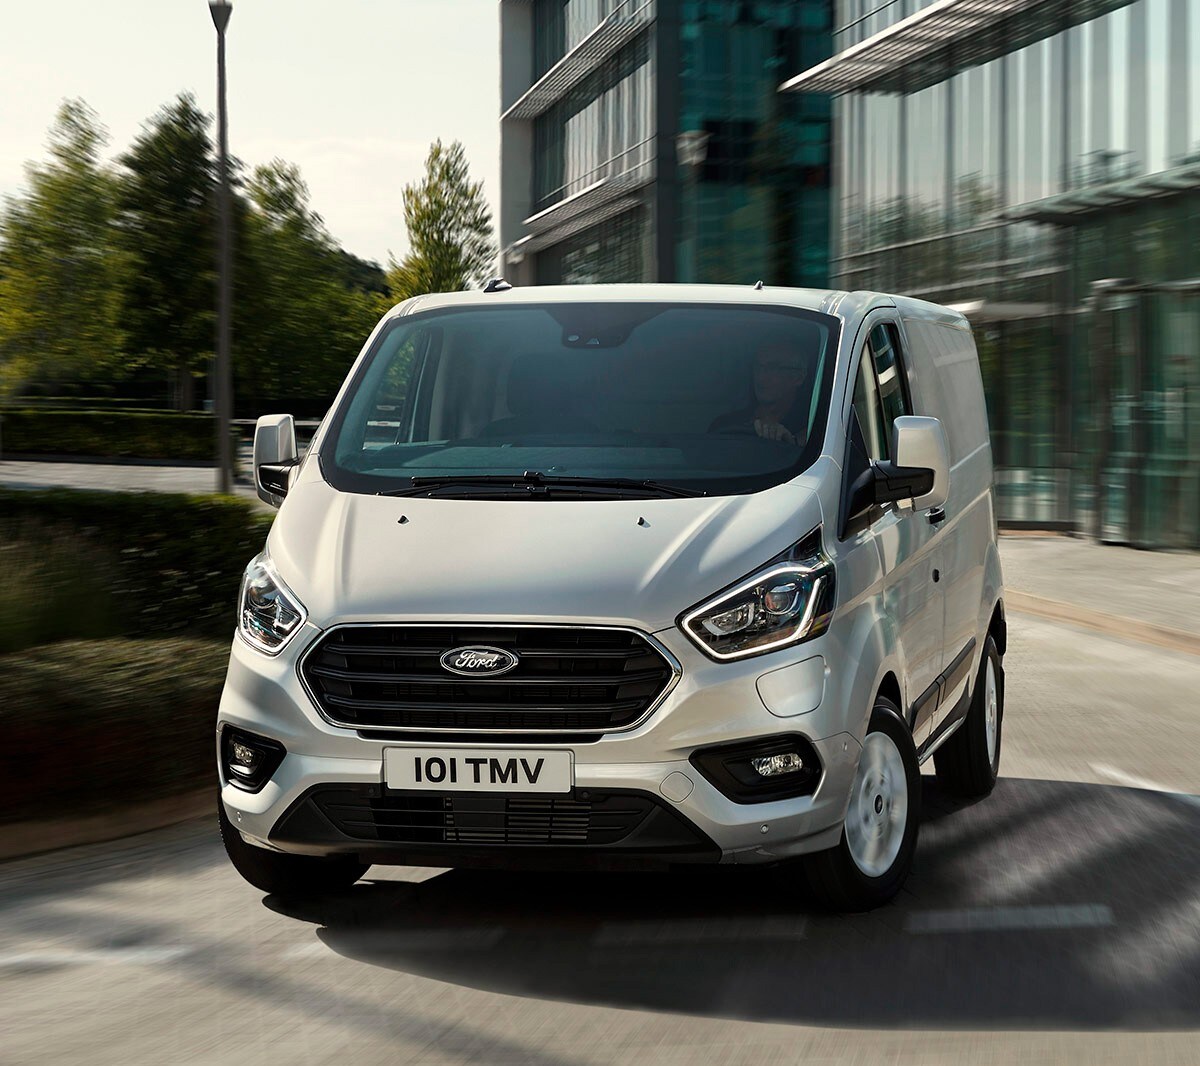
906,904 -> 1113,933
0,947 -> 190,970
594,917 -> 807,946
1091,764 -> 1200,809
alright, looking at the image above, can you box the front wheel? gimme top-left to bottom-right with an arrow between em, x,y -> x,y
219,798 -> 368,896
802,699 -> 921,911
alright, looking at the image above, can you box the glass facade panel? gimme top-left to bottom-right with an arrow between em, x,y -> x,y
534,208 -> 648,283
513,0 -> 833,293
828,0 -> 1200,546
1147,0 -> 1171,171
952,59 -> 1005,228
1192,0 -> 1200,157
533,33 -> 654,214
835,0 -> 922,50
534,0 -> 635,76
676,0 -> 833,287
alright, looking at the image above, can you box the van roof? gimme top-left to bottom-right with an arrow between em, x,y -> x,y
387,284 -> 970,332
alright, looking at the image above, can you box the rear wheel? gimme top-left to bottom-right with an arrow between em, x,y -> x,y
802,699 -> 921,911
933,635 -> 1003,797
219,798 -> 368,896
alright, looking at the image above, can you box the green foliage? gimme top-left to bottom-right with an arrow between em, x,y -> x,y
335,246 -> 389,296
115,93 -> 216,412
0,489 -> 274,648
234,160 -> 380,413
0,100 -> 492,417
0,529 -> 119,654
0,409 -> 234,461
385,140 -> 496,303
0,100 -> 124,398
0,638 -> 228,822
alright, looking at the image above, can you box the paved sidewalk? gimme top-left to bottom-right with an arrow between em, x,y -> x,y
0,456 -> 263,505
1000,533 -> 1200,637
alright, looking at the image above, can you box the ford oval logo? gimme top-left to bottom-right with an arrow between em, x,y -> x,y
439,645 -> 520,677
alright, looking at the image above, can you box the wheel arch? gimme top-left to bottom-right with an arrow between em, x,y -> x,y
876,671 -> 903,716
988,598 -> 1007,657
838,601 -> 906,745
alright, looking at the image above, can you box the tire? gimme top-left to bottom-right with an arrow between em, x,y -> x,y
933,635 -> 1003,798
802,698 -> 921,911
219,798 -> 368,896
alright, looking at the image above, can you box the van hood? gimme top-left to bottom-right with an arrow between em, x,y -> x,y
266,461 -> 832,633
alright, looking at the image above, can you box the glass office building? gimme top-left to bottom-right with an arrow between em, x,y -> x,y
499,0 -> 834,288
784,0 -> 1200,548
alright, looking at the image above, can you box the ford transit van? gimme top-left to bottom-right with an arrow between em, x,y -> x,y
218,284 -> 1006,911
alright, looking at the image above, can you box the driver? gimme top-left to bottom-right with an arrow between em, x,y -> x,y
709,339 -> 812,445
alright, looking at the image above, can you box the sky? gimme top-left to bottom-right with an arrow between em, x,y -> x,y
0,0 -> 501,268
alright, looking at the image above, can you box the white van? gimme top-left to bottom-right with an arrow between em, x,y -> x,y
218,284 -> 1005,911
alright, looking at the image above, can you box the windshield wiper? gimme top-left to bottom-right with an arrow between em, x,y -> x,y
378,471 -> 704,499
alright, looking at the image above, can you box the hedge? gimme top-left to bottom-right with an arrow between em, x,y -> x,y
0,488 -> 274,651
0,408 -> 235,461
0,639 -> 228,824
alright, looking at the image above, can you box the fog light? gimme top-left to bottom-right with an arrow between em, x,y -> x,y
751,751 -> 805,777
229,740 -> 259,774
689,734 -> 821,803
221,727 -> 286,793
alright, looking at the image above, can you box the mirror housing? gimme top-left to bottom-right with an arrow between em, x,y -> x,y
872,461 -> 935,504
891,415 -> 949,511
253,414 -> 299,507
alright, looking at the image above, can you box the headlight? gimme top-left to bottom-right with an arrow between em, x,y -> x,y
680,530 -> 835,661
238,553 -> 307,655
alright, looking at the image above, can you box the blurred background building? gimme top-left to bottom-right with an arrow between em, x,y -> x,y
784,0 -> 1200,549
499,0 -> 834,287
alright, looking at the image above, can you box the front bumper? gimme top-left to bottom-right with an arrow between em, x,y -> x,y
218,622 -> 863,866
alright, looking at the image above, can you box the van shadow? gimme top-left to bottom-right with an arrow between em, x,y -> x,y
267,777 -> 1200,1031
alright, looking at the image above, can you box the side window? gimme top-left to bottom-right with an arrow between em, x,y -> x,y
868,323 -> 911,447
851,347 -> 888,460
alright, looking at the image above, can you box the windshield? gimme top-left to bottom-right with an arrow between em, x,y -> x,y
321,301 -> 839,498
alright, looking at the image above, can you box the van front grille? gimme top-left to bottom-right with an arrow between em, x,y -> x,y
300,625 -> 676,736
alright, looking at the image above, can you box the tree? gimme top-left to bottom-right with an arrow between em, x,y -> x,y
235,160 -> 378,413
115,93 -> 216,411
0,100 -> 123,398
384,140 -> 495,304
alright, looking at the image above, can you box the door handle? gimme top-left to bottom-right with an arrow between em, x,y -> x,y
927,506 -> 946,525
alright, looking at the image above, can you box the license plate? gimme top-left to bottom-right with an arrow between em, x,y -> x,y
383,747 -> 573,793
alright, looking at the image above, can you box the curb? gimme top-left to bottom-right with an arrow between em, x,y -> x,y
1006,589 -> 1200,658
0,788 -> 214,863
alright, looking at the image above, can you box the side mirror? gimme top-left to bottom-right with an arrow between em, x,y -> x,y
253,414 -> 299,507
890,415 -> 949,511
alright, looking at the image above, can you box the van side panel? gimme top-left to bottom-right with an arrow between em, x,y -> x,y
902,315 -> 996,680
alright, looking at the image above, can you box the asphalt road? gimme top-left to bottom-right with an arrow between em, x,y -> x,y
3,611 -> 1199,1065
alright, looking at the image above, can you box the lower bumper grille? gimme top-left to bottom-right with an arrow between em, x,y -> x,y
312,789 -> 655,846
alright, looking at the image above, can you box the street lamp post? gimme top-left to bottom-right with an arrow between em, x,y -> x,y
210,0 -> 234,495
